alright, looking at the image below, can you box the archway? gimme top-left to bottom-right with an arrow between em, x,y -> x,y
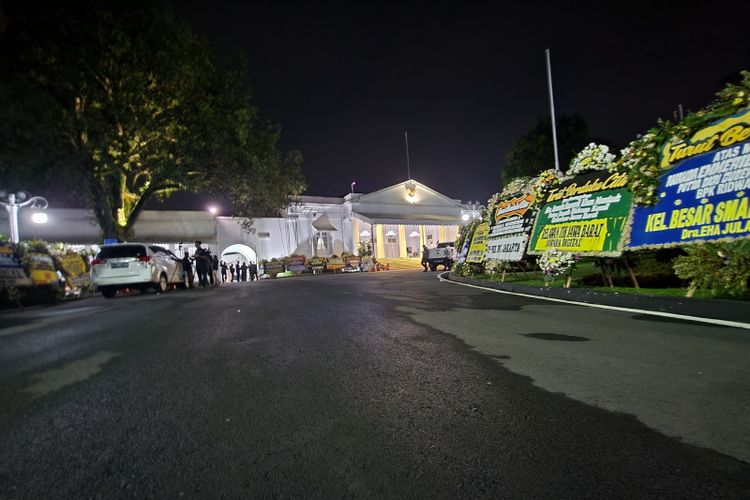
220,243 -> 257,265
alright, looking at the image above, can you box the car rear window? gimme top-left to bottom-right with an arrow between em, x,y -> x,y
97,245 -> 147,259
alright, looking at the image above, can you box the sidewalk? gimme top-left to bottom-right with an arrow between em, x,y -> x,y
442,272 -> 750,326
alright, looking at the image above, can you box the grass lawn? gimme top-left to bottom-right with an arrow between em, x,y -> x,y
468,262 -> 749,301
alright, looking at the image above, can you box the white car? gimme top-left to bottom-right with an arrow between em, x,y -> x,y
91,243 -> 184,298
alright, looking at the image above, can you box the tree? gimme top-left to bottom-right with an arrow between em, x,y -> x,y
502,114 -> 593,181
0,0 -> 303,240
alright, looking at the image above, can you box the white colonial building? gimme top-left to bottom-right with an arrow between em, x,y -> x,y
2,179 -> 479,264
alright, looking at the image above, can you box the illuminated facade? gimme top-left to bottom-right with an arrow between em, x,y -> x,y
274,179 -> 476,260
3,179 -> 478,262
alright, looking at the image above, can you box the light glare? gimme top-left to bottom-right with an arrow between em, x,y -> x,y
32,212 -> 48,224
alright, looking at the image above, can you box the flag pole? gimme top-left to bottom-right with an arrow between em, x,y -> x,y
545,49 -> 561,175
405,131 -> 411,180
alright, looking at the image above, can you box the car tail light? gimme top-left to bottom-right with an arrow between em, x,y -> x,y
138,255 -> 152,263
91,258 -> 106,265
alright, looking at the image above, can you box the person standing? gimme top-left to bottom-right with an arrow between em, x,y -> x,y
194,241 -> 210,288
421,244 -> 430,272
206,249 -> 215,286
181,251 -> 194,288
229,263 -> 235,282
250,261 -> 258,281
212,254 -> 220,285
220,261 -> 228,283
238,261 -> 246,282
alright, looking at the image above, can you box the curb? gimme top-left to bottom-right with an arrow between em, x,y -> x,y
439,272 -> 750,327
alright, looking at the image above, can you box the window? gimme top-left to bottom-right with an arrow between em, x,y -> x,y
97,245 -> 147,259
317,232 -> 331,252
258,232 -> 271,239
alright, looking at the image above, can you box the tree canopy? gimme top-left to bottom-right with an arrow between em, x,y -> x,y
502,114 -> 592,182
0,0 -> 304,240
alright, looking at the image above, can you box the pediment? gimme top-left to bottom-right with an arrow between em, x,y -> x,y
353,179 -> 464,209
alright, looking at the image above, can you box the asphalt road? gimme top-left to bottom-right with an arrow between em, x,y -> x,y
0,271 -> 748,498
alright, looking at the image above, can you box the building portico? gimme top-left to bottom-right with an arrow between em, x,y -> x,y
288,179 -> 472,260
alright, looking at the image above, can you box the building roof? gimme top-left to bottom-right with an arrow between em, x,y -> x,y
351,179 -> 465,208
347,179 -> 466,225
312,212 -> 338,231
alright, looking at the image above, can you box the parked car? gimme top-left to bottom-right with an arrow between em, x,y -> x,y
91,243 -> 184,298
426,242 -> 456,271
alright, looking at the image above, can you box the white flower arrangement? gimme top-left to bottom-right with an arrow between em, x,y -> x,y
484,258 -> 510,276
487,177 -> 532,218
501,177 -> 532,197
567,143 -> 616,176
537,248 -> 580,281
612,132 -> 662,205
486,192 -> 503,218
529,169 -> 560,202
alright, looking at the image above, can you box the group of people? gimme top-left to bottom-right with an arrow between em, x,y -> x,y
179,241 -> 260,288
219,260 -> 258,283
180,241 -> 219,288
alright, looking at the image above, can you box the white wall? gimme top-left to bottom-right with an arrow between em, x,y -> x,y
1,208 -> 217,245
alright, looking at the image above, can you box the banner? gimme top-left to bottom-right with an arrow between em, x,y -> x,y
485,194 -> 536,262
456,237 -> 470,264
326,257 -> 344,270
0,244 -> 32,287
528,170 -> 632,256
344,255 -> 361,271
308,257 -> 325,269
466,222 -> 490,263
60,252 -> 91,289
284,255 -> 306,273
27,253 -> 59,286
629,109 -> 750,248
262,260 -> 284,277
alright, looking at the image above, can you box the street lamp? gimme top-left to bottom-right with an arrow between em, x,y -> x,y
31,212 -> 48,224
0,191 -> 49,243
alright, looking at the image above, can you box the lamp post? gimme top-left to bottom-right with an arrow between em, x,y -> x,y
0,191 -> 49,244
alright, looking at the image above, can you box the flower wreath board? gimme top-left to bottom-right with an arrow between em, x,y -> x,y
465,222 -> 490,263
628,108 -> 750,249
0,243 -> 32,287
527,170 -> 633,257
484,193 -> 536,262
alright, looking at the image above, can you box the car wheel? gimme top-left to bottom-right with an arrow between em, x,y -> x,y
155,273 -> 168,293
430,264 -> 437,271
101,288 -> 116,299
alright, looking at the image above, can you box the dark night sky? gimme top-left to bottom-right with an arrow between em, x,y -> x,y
163,0 -> 749,208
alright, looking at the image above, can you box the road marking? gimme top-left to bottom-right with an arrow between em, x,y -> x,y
437,273 -> 750,330
22,350 -> 121,398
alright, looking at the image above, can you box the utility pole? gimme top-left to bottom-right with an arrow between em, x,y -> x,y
545,49 -> 561,175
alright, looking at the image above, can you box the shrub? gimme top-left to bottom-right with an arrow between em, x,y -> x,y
673,240 -> 750,297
